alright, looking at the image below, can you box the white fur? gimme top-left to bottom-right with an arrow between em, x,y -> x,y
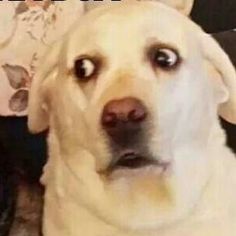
28,1 -> 236,235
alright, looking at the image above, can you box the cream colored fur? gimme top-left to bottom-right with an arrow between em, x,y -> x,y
28,1 -> 236,235
84,0 -> 194,15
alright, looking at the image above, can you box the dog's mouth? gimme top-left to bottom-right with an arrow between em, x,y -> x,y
115,151 -> 154,169
109,150 -> 169,172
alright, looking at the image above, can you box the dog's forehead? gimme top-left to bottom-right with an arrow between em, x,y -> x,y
67,2 -> 191,64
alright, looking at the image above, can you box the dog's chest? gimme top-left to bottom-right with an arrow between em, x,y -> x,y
43,190 -> 235,236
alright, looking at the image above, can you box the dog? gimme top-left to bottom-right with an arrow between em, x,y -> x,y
28,1 -> 236,235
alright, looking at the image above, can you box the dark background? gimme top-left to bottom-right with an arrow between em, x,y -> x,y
191,0 -> 236,33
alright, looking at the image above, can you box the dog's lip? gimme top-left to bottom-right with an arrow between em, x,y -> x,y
109,150 -> 170,171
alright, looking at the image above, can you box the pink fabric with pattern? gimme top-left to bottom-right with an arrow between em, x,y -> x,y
0,0 -> 83,116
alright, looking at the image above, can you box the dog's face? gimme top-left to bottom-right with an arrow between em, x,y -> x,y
28,1 -> 236,231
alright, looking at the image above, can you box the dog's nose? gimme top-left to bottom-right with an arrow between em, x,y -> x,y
101,97 -> 147,128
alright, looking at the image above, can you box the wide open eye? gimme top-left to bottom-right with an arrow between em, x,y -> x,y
151,48 -> 180,69
74,58 -> 96,81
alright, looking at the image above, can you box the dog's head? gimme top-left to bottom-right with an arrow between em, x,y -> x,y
28,1 -> 236,231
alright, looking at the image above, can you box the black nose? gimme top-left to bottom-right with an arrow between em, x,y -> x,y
101,97 -> 147,144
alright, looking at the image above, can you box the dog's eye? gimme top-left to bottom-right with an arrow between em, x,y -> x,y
74,58 -> 96,81
151,48 -> 179,69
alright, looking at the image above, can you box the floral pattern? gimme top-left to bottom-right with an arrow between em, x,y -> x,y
15,0 -> 62,43
0,0 -> 83,116
2,63 -> 33,112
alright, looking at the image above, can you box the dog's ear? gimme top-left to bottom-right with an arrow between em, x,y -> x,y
28,41 -> 61,133
200,32 -> 236,124
157,0 -> 194,15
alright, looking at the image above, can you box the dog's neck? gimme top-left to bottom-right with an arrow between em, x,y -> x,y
41,124 -> 236,236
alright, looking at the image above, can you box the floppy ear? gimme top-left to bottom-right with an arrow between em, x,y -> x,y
28,41 -> 61,133
84,0 -> 194,16
200,32 -> 236,124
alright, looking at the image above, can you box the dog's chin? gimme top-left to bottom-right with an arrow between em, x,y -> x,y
90,150 -> 176,231
106,150 -> 170,180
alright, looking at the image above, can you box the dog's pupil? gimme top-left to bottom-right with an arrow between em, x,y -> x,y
155,51 -> 172,67
75,60 -> 85,78
152,48 -> 179,69
74,59 -> 93,80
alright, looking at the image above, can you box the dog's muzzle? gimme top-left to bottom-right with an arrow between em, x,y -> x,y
101,97 -> 147,146
100,97 -> 170,174
101,97 -> 153,170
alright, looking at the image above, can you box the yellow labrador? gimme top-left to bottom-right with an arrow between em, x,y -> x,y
28,1 -> 236,235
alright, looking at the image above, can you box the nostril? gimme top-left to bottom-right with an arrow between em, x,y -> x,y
102,112 -> 117,127
128,108 -> 147,122
101,97 -> 148,130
